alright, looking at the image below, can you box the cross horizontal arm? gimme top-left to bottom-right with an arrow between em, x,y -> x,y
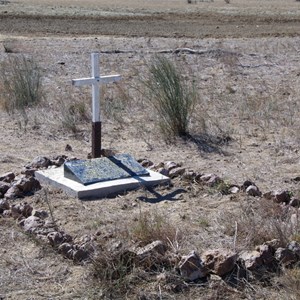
72,77 -> 97,87
99,74 -> 121,84
72,75 -> 121,87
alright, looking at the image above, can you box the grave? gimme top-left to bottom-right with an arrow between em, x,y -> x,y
35,53 -> 169,199
64,154 -> 150,185
35,161 -> 169,200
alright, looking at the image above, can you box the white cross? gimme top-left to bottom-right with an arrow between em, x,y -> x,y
72,52 -> 121,158
72,52 -> 121,122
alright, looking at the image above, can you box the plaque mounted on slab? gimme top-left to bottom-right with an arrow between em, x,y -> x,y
64,153 -> 149,185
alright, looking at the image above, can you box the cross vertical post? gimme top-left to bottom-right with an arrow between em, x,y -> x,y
91,53 -> 101,158
72,52 -> 121,158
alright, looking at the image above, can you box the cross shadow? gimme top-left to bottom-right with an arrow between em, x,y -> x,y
137,187 -> 187,204
183,133 -> 231,155
107,155 -> 182,203
107,155 -> 149,181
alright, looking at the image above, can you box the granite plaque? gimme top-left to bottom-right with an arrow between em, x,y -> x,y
64,154 -> 149,185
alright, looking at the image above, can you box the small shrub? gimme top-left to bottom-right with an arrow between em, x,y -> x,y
3,43 -> 14,54
0,56 -> 43,114
61,99 -> 90,133
91,248 -> 136,297
130,210 -> 180,247
144,56 -> 197,139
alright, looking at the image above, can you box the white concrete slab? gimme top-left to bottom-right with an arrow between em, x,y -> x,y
35,167 -> 170,200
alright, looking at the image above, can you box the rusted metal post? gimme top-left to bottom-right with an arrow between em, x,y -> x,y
92,121 -> 102,158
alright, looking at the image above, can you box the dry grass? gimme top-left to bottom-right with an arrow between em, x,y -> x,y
129,209 -> 182,248
277,268 -> 300,300
0,55 -> 43,114
217,197 -> 300,250
1,1 -> 300,299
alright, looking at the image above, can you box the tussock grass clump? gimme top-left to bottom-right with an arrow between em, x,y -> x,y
92,248 -> 135,281
0,56 -> 43,114
130,210 -> 181,247
218,198 -> 300,249
91,211 -> 182,298
90,247 -> 137,299
278,268 -> 300,300
144,56 -> 196,139
60,99 -> 90,133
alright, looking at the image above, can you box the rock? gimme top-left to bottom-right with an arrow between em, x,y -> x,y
199,174 -> 214,182
273,190 -> 291,204
28,156 -> 51,169
246,185 -> 262,197
274,248 -> 297,266
289,198 -> 300,207
178,251 -> 208,281
199,174 -> 222,187
182,170 -> 196,181
3,178 -> 39,199
264,190 -> 291,204
151,162 -> 164,170
207,175 -> 223,187
0,172 -> 15,183
75,234 -> 95,245
58,242 -> 73,258
287,241 -> 300,258
255,244 -> 277,269
202,249 -> 237,276
138,159 -> 153,168
11,202 -> 33,219
65,144 -> 73,152
15,176 -> 41,193
75,234 -> 95,253
4,186 -> 23,199
72,247 -> 90,262
31,209 -> 48,219
135,241 -> 168,270
21,167 -> 36,176
263,239 -> 282,251
47,231 -> 73,247
241,180 -> 256,191
136,240 -> 167,256
158,168 -> 169,177
20,216 -> 44,233
2,210 -> 11,217
44,219 -> 58,230
164,161 -> 178,171
229,186 -> 240,194
0,182 -> 10,197
51,156 -> 65,167
169,167 -> 186,179
238,250 -> 263,270
0,199 -> 10,213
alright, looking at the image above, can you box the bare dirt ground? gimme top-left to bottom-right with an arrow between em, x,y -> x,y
1,0 -> 300,38
0,0 -> 300,299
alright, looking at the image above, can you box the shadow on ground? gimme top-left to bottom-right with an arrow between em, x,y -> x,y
185,133 -> 232,155
138,187 -> 187,204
